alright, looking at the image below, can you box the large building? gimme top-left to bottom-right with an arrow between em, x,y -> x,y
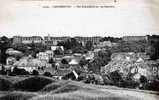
13,36 -> 43,44
44,35 -> 70,46
122,36 -> 148,41
36,50 -> 54,62
74,36 -> 102,46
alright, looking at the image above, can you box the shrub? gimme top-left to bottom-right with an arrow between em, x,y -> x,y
102,75 -> 113,85
109,71 -> 123,86
43,72 -> 52,77
12,67 -> 29,75
0,70 -> 7,75
119,79 -> 139,88
12,76 -> 54,91
32,70 -> 39,75
0,77 -> 13,91
145,80 -> 159,91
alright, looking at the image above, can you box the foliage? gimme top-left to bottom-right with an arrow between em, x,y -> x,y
61,59 -> 68,64
0,77 -> 13,91
57,38 -> 87,54
12,67 -> 30,75
88,50 -> 111,74
79,57 -> 88,67
100,36 -> 122,42
85,41 -> 93,51
146,38 -> 159,60
0,36 -> 11,64
111,40 -> 147,53
32,70 -> 39,75
43,72 -> 52,77
12,76 -> 54,91
12,43 -> 47,57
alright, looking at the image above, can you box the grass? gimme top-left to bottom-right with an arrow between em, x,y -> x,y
41,80 -> 69,92
12,76 -> 56,92
0,75 -> 159,100
31,90 -> 129,100
0,91 -> 37,100
0,77 -> 13,91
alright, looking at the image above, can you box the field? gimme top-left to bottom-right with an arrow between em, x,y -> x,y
0,75 -> 159,100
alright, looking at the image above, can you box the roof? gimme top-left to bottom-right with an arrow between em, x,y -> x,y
54,69 -> 72,76
69,59 -> 79,65
6,48 -> 23,56
14,57 -> 48,67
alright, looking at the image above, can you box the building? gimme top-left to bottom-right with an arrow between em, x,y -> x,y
36,50 -> 54,62
6,57 -> 16,65
111,52 -> 150,61
74,36 -> 102,46
44,35 -> 70,46
147,35 -> 159,42
13,36 -> 43,44
13,57 -> 50,72
122,36 -> 148,41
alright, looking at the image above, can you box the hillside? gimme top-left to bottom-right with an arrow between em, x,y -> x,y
0,75 -> 159,100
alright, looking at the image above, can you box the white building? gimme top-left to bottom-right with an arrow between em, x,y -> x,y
36,50 -> 54,62
6,57 -> 16,65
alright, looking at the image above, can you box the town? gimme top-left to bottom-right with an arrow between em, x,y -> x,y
0,34 -> 159,100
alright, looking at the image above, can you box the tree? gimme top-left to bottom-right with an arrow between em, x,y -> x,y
88,50 -> 111,74
57,38 -> 85,53
43,72 -> 52,77
32,70 -> 39,75
85,41 -> 93,51
79,57 -> 88,67
0,36 -> 11,64
146,36 -> 159,60
61,59 -> 68,64
54,47 -> 63,55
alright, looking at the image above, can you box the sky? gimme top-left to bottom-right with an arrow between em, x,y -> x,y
0,0 -> 159,37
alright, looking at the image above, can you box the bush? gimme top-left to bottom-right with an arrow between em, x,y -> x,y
12,76 -> 54,91
43,72 -> 52,77
102,75 -> 114,85
12,67 -> 29,75
109,71 -> 123,86
119,79 -> 139,88
0,70 -> 7,75
0,77 -> 13,91
144,80 -> 159,91
32,70 -> 39,75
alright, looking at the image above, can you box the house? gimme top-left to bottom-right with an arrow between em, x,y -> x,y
36,50 -> 54,62
122,36 -> 148,42
83,51 -> 94,60
51,46 -> 64,55
44,35 -> 70,46
74,36 -> 102,46
13,57 -> 50,72
98,41 -> 112,47
6,48 -> 23,57
69,59 -> 79,67
13,36 -> 43,44
6,57 -> 16,65
103,52 -> 157,81
111,52 -> 150,62
62,70 -> 79,80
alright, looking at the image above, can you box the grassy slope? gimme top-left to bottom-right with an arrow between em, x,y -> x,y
0,75 -> 159,100
33,81 -> 159,100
